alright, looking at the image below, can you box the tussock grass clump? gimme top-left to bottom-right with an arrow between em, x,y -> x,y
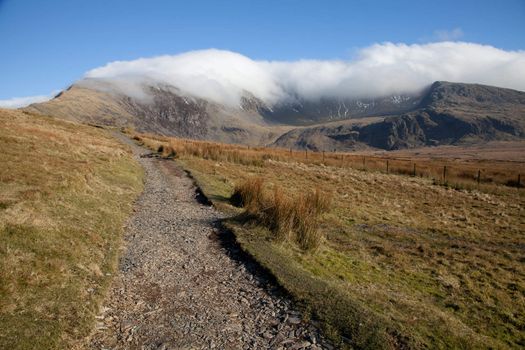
266,187 -> 295,241
229,177 -> 265,213
158,144 -> 177,158
135,135 -> 164,152
132,135 -> 176,158
232,178 -> 332,250
293,189 -> 332,250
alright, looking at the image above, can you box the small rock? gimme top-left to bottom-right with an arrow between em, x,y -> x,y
290,341 -> 311,350
308,333 -> 317,344
262,331 -> 273,339
287,316 -> 301,324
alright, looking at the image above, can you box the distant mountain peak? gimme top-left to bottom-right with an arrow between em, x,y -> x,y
420,80 -> 525,109
273,81 -> 525,151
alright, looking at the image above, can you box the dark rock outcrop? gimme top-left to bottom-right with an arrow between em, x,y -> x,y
273,82 -> 525,151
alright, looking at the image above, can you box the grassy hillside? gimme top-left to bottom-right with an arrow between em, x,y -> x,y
0,109 -> 144,349
23,85 -> 139,126
24,83 -> 294,146
136,133 -> 524,349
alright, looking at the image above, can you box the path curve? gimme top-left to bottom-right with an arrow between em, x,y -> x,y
88,135 -> 332,350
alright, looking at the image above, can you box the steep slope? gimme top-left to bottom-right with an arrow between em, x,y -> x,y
262,93 -> 422,125
273,82 -> 525,151
23,77 -> 425,145
0,108 -> 143,349
24,79 -> 290,146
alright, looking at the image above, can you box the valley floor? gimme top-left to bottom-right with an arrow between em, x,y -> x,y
134,134 -> 524,349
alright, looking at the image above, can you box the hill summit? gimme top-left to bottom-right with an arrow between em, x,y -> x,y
273,81 -> 525,150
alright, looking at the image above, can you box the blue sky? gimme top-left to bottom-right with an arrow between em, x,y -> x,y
0,0 -> 524,101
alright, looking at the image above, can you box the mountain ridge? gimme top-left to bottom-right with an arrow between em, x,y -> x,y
24,80 -> 289,145
273,81 -> 525,150
24,79 -> 525,150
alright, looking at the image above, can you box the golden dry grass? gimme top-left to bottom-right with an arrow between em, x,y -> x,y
0,109 -> 143,349
134,133 -> 524,191
231,178 -> 331,250
134,132 -> 524,349
230,177 -> 265,212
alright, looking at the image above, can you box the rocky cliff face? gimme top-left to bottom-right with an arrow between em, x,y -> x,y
273,82 -> 525,151
120,86 -> 210,138
262,94 -> 422,125
24,80 -> 287,145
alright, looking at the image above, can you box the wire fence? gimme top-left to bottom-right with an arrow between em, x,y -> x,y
135,132 -> 524,191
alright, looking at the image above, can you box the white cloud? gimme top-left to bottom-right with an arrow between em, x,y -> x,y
433,28 -> 464,41
0,91 -> 59,108
85,50 -> 284,106
84,42 -> 525,106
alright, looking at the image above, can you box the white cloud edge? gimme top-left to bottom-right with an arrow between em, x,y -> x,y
0,90 -> 60,108
3,41 -> 525,109
83,41 -> 525,106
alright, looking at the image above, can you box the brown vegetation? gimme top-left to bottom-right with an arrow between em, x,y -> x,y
230,177 -> 265,211
132,131 -> 524,349
0,110 -> 143,349
132,132 -> 524,192
231,178 -> 331,250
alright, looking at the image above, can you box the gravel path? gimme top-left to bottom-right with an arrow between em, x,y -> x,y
88,135 -> 333,349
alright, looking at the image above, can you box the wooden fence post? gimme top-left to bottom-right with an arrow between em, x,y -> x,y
363,156 -> 366,170
305,149 -> 308,159
518,174 -> 521,189
443,165 -> 447,184
477,170 -> 481,186
386,160 -> 389,174
413,163 -> 416,177
322,151 -> 325,162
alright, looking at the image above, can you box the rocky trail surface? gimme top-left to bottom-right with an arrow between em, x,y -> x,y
88,135 -> 333,349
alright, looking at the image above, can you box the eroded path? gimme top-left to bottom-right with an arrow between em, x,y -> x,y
88,136 -> 331,349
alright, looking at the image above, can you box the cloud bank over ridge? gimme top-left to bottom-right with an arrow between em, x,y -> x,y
84,42 -> 525,106
0,91 -> 60,108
